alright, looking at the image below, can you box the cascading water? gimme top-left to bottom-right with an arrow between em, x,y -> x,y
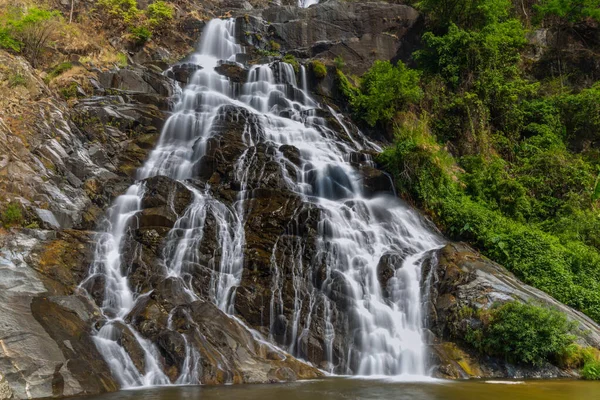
82,15 -> 443,388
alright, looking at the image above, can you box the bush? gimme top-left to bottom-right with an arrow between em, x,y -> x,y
311,60 -> 327,79
352,60 -> 422,126
60,82 -> 79,99
269,40 -> 281,52
468,302 -> 576,366
130,25 -> 152,45
417,0 -> 513,30
0,27 -> 20,52
535,0 -> 600,24
97,0 -> 141,25
147,1 -> 173,28
2,203 -> 23,227
378,114 -> 456,204
558,343 -> 598,368
582,359 -> 600,380
0,6 -> 63,68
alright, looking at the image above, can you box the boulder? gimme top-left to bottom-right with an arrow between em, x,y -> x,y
215,62 -> 249,83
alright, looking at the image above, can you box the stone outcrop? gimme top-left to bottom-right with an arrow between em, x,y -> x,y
424,243 -> 600,379
0,231 -> 118,399
238,0 -> 422,75
0,49 -> 176,398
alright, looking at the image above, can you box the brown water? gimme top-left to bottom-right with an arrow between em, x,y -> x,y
85,378 -> 599,400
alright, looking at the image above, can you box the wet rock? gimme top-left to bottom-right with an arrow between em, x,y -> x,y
166,63 -> 203,84
376,252 -> 404,296
215,62 -> 249,83
249,1 -> 423,75
157,330 -> 187,381
116,322 -> 147,374
360,165 -> 394,197
141,175 -> 194,215
29,295 -> 118,397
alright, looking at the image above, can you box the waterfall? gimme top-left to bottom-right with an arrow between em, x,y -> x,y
299,0 -> 320,7
82,16 -> 443,388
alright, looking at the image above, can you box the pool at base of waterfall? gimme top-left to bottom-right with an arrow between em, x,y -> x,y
80,378 -> 597,400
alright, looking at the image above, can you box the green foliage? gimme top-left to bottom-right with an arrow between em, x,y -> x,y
311,60 -> 327,79
130,25 -> 152,45
334,55 -> 345,70
97,0 -> 141,24
535,0 -> 600,24
593,172 -> 600,201
0,28 -> 20,52
467,302 -> 576,366
46,62 -> 73,81
558,343 -> 598,368
8,72 -> 26,88
60,82 -> 79,99
417,0 -> 514,30
282,54 -> 299,73
379,114 -> 456,204
335,69 -> 359,102
582,359 -> 600,379
116,52 -> 128,68
372,0 -> 600,327
146,1 -> 173,29
97,0 -> 173,42
2,203 -> 23,227
352,60 -> 422,126
556,83 -> 600,158
269,40 -> 281,51
0,6 -> 63,67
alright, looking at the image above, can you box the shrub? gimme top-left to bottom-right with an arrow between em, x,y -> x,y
582,359 -> 600,380
468,302 -> 576,366
147,1 -> 173,29
269,40 -> 281,51
0,6 -> 63,68
558,343 -> 598,368
60,82 -> 79,99
2,203 -> 23,227
0,27 -> 20,52
535,0 -> 600,24
378,114 -> 456,205
116,52 -> 128,68
311,60 -> 327,79
97,0 -> 141,25
352,60 -> 422,126
130,25 -> 152,45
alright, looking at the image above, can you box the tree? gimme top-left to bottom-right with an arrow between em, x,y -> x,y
0,7 -> 63,68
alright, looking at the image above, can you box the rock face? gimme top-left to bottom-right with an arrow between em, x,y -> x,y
239,0 -> 423,74
0,49 -> 176,398
423,243 -> 600,379
0,231 -> 118,399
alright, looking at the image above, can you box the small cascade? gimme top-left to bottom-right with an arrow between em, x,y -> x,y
299,0 -> 320,7
84,14 -> 443,388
